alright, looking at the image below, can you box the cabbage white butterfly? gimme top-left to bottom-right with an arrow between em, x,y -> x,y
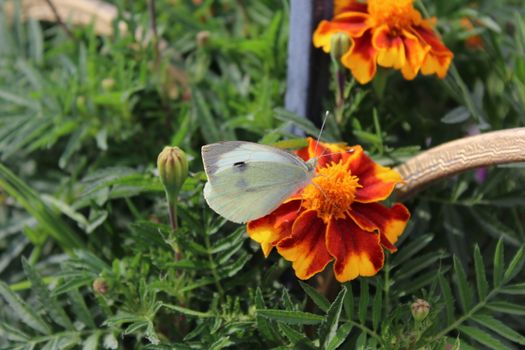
202,141 -> 316,223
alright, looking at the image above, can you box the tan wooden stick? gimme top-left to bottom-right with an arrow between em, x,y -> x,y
394,127 -> 525,199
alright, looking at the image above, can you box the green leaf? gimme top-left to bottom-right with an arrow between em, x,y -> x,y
22,258 -> 73,330
255,288 -> 279,342
471,314 -> 525,345
298,281 -> 330,312
458,325 -> 511,350
68,288 -> 96,329
319,287 -> 346,350
355,332 -> 367,350
343,284 -> 354,320
162,303 -> 214,318
278,323 -> 310,344
438,273 -> 455,324
493,239 -> 504,287
0,164 -> 84,251
500,282 -> 525,295
326,323 -> 353,350
390,234 -> 434,268
257,309 -> 324,325
273,108 -> 320,137
358,279 -> 369,324
453,255 -> 473,311
503,246 -> 525,282
372,280 -> 382,331
0,281 -> 51,334
486,301 -> 525,315
83,332 -> 101,350
441,106 -> 470,124
473,245 -> 489,300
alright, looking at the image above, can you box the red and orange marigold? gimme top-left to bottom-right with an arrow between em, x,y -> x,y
247,139 -> 410,283
313,0 -> 454,84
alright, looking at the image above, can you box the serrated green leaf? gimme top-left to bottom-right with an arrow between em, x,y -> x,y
472,314 -> 525,345
503,246 -> 525,282
458,325 -> 511,350
473,245 -> 489,300
453,255 -> 473,311
162,303 -> 214,318
319,287 -> 346,350
438,273 -> 455,324
390,234 -> 434,268
255,288 -> 279,342
0,281 -> 51,334
486,301 -> 525,315
326,323 -> 352,350
358,279 -> 369,324
278,323 -> 310,344
493,239 -> 504,287
299,281 -> 330,312
67,288 -> 96,328
257,309 -> 324,325
22,258 -> 73,330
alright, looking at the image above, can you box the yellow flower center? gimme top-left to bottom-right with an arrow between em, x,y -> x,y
301,161 -> 361,222
368,0 -> 422,31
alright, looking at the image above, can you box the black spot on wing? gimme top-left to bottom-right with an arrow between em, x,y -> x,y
233,161 -> 247,172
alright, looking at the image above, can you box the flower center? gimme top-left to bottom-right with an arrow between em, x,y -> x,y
368,0 -> 422,31
301,161 -> 361,222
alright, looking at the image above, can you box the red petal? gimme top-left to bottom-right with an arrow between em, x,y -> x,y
352,202 -> 411,252
247,201 -> 302,257
326,217 -> 384,282
277,210 -> 332,280
334,0 -> 367,16
341,30 -> 378,84
347,150 -> 403,202
400,29 -> 429,79
412,24 -> 453,78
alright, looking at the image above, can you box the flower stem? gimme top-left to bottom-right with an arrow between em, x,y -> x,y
167,198 -> 182,262
334,65 -> 346,125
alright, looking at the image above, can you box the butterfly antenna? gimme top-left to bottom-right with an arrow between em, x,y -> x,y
312,111 -> 329,163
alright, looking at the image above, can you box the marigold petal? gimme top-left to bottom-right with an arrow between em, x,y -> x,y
334,0 -> 368,16
400,29 -> 429,80
372,25 -> 406,69
326,217 -> 384,282
345,149 -> 403,202
352,202 -> 410,252
341,30 -> 377,84
305,138 -> 351,168
412,24 -> 453,78
247,201 -> 302,257
277,210 -> 332,280
313,13 -> 370,53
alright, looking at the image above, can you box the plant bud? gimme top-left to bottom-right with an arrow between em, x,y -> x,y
101,78 -> 116,91
157,146 -> 188,201
196,31 -> 210,47
411,298 -> 430,322
93,277 -> 109,294
330,32 -> 351,62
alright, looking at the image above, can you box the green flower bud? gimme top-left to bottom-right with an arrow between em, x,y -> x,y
411,298 -> 430,322
93,277 -> 109,295
157,146 -> 188,202
330,32 -> 351,62
101,78 -> 116,91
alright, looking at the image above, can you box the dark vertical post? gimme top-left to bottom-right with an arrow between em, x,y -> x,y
284,0 -> 332,127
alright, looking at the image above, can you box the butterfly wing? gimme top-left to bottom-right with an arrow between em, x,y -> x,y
202,141 -> 313,223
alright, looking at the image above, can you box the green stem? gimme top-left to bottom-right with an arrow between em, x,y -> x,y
334,64 -> 346,125
203,229 -> 225,298
167,197 -> 182,262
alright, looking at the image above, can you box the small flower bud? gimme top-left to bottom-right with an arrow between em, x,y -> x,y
411,298 -> 430,322
196,31 -> 210,47
157,146 -> 188,202
101,78 -> 116,91
93,277 -> 109,294
330,32 -> 351,62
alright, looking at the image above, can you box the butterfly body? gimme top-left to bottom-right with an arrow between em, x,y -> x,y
202,141 -> 316,223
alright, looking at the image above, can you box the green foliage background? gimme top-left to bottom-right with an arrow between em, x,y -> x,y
0,0 -> 524,349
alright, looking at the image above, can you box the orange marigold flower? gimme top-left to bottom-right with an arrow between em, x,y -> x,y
313,0 -> 454,84
460,18 -> 483,49
247,138 -> 410,282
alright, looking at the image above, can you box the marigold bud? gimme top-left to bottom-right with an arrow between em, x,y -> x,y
411,298 -> 430,322
196,31 -> 210,47
93,277 -> 109,294
157,146 -> 188,201
101,78 -> 116,91
330,32 -> 351,62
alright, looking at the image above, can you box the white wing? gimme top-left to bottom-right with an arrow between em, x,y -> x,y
201,142 -> 313,223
